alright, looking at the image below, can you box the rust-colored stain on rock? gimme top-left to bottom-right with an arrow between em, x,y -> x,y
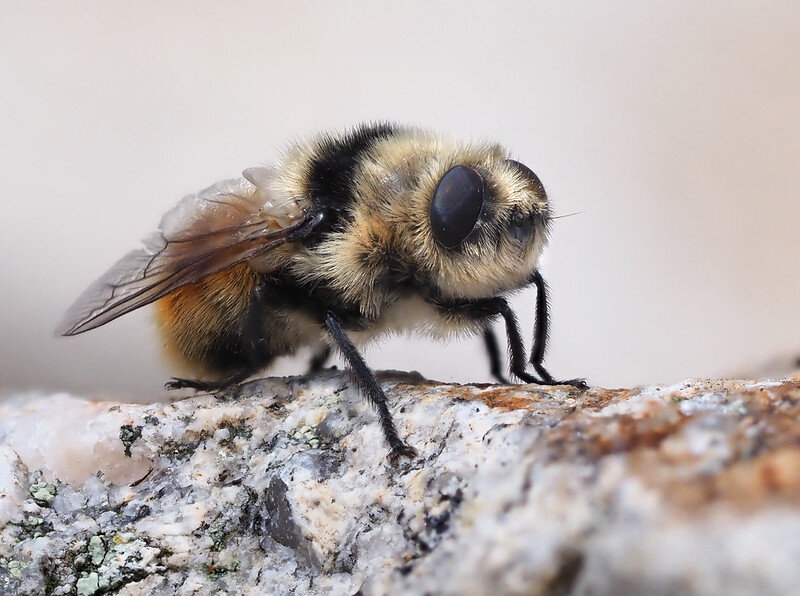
418,378 -> 800,513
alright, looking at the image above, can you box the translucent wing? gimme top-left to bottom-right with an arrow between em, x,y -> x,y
58,169 -> 304,336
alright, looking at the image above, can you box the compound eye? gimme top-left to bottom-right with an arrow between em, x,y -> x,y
505,159 -> 544,193
429,165 -> 486,249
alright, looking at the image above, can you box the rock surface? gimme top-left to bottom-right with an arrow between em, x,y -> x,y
2,372 -> 800,595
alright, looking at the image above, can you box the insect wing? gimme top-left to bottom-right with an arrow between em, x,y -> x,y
58,175 -> 304,336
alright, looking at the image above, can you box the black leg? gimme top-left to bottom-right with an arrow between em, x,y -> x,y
435,292 -> 585,388
529,271 -> 587,389
482,327 -> 509,384
165,371 -> 252,392
495,299 -> 543,384
434,296 -> 540,384
529,271 -> 550,373
307,345 -> 332,373
323,311 -> 417,464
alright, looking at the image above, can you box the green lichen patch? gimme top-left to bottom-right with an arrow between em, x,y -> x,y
19,514 -> 53,539
29,481 -> 57,504
88,535 -> 106,566
75,571 -> 101,596
89,533 -> 163,593
0,557 -> 26,582
292,425 -> 325,449
23,514 -> 44,527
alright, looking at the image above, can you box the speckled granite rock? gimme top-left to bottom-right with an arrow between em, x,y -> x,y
2,372 -> 800,595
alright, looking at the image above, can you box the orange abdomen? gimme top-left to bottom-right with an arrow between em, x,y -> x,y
154,263 -> 260,377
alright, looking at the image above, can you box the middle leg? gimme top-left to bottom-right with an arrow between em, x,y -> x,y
435,295 -> 585,388
482,327 -> 510,384
323,311 -> 417,464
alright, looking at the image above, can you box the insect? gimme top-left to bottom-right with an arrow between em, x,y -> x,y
59,123 -> 585,463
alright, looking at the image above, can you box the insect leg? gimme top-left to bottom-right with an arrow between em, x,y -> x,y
165,372 -> 252,392
482,327 -> 510,384
307,345 -> 332,373
433,296 -> 537,383
529,270 -> 551,379
494,299 -> 543,384
323,311 -> 417,464
437,295 -> 585,388
527,271 -> 587,389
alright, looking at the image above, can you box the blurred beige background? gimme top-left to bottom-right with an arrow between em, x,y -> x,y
1,2 -> 798,399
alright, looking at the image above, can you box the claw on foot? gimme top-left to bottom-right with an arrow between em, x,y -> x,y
388,442 -> 418,466
515,372 -> 589,391
165,378 -> 192,391
555,378 -> 588,390
165,377 -> 218,392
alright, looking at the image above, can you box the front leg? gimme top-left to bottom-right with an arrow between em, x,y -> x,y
529,271 -> 587,388
435,293 -> 585,388
495,298 -> 584,388
323,311 -> 417,464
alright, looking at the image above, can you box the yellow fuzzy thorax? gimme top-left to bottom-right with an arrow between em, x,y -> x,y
285,128 -> 549,316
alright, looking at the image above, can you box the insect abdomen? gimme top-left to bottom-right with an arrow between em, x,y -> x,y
154,263 -> 270,378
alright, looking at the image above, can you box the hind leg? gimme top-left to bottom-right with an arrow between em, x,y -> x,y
165,370 -> 253,392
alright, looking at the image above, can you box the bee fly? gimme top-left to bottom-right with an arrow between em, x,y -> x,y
59,123 -> 586,463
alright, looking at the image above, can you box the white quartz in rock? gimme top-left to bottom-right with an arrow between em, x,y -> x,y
1,372 -> 800,594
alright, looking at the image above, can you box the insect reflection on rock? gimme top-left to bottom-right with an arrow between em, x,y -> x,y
59,123 -> 586,463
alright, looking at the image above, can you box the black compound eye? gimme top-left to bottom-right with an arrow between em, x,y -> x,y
429,165 -> 486,249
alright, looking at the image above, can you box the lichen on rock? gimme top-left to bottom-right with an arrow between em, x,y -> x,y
1,372 -> 800,594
